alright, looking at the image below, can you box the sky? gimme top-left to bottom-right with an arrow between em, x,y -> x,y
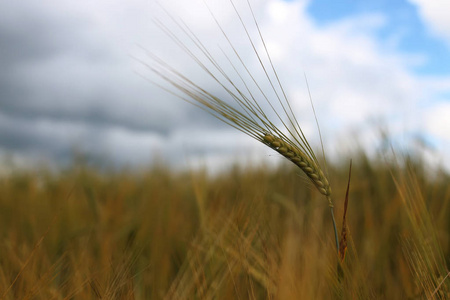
1,0 -> 450,172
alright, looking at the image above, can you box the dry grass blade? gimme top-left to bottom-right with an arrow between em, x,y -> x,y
339,160 -> 352,263
432,271 -> 450,298
394,159 -> 449,299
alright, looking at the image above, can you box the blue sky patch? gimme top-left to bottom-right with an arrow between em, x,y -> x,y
305,0 -> 450,76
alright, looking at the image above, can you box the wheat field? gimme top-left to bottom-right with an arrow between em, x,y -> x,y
0,154 -> 449,299
1,0 -> 449,299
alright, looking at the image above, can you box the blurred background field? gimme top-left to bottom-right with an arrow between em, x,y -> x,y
2,1 -> 450,298
0,152 -> 448,299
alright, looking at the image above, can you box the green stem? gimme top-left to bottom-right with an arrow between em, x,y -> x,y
328,197 -> 339,253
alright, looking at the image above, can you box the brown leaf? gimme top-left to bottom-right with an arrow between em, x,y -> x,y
339,160 -> 352,262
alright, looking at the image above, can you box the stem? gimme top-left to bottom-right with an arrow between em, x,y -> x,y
328,197 -> 339,253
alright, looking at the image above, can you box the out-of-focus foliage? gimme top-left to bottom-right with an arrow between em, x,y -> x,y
0,154 -> 448,299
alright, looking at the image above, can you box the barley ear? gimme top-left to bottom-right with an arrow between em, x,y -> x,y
262,133 -> 331,197
145,0 -> 340,254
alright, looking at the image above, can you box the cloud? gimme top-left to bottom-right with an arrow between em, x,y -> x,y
425,101 -> 450,144
0,0 -> 449,171
217,0 -> 434,155
422,100 -> 450,170
0,0 -> 225,167
150,0 -> 450,167
408,0 -> 450,46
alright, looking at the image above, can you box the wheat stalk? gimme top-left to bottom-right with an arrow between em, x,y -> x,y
143,0 -> 339,252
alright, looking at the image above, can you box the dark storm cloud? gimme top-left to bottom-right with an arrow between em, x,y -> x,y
0,111 -> 77,165
0,2 -> 98,69
1,2 -> 192,170
0,1 -> 230,167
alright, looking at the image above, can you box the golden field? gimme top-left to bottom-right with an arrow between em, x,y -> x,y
0,153 -> 449,299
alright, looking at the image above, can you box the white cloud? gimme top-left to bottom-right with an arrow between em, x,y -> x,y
2,0 -> 450,172
425,102 -> 450,143
408,0 -> 450,45
229,1 -> 430,156
422,101 -> 450,170
152,0 -> 450,169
